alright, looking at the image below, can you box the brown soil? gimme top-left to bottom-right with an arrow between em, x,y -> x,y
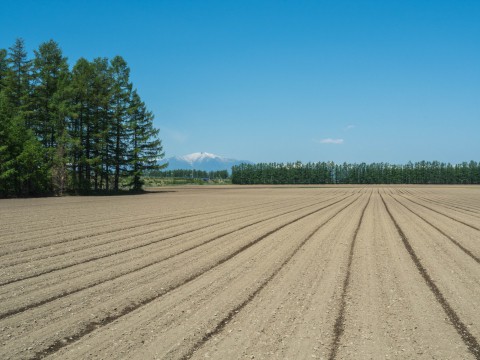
0,186 -> 479,359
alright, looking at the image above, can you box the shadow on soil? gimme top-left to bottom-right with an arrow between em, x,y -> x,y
67,189 -> 177,196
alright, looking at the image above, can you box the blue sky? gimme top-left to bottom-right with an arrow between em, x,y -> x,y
2,0 -> 479,163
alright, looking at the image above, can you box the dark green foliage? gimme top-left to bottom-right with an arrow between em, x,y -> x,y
4,39 -> 30,110
0,92 -> 49,196
30,40 -> 72,194
0,49 -> 8,89
149,169 -> 229,180
232,161 -> 480,185
0,38 -> 164,197
127,91 -> 165,191
31,40 -> 70,149
109,56 -> 132,192
69,56 -> 112,193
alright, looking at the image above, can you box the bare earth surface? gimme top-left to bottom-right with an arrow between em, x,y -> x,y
0,185 -> 479,359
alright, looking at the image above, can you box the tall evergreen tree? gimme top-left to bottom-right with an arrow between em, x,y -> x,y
0,39 -> 51,196
0,49 -> 8,90
0,91 -> 48,196
109,56 -> 131,191
0,37 -> 168,195
91,57 -> 113,191
30,40 -> 71,193
70,57 -> 95,192
0,91 -> 16,195
31,40 -> 70,148
127,90 -> 164,190
4,39 -> 31,111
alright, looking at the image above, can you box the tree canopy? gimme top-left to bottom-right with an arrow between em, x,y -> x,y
232,161 -> 480,185
0,38 -> 164,197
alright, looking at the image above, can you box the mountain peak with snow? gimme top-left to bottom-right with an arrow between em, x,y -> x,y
179,152 -> 219,164
159,152 -> 252,172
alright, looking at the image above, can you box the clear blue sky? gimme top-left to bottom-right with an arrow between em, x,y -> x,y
2,0 -> 479,163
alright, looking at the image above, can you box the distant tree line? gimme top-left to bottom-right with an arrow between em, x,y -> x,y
148,169 -> 229,179
232,161 -> 480,185
0,38 -> 164,197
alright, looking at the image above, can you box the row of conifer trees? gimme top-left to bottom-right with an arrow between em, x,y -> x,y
148,169 -> 229,179
232,161 -> 480,184
0,39 -> 164,197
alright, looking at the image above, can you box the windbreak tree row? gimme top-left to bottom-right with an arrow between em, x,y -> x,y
148,169 -> 229,179
0,38 -> 164,197
232,161 -> 480,185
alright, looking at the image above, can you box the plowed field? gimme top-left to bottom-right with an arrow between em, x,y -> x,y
1,186 -> 479,359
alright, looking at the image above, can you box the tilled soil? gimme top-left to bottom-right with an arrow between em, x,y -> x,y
0,186 -> 479,359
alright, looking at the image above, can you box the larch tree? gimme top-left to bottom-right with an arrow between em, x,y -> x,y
0,48 -> 8,89
31,40 -> 71,194
91,57 -> 112,191
127,90 -> 165,190
4,39 -> 30,111
70,57 -> 93,192
0,37 -> 167,196
0,86 -> 48,196
109,56 -> 131,192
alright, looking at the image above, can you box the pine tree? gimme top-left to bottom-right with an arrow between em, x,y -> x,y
0,39 -> 50,196
0,49 -> 8,90
0,91 -> 48,196
91,57 -> 112,191
0,91 -> 15,195
70,57 -> 95,192
4,39 -> 31,111
31,40 -> 70,148
109,56 -> 131,191
1,38 -> 166,195
127,90 -> 165,190
30,40 -> 71,194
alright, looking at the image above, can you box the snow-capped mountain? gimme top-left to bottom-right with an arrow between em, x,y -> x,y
159,152 -> 252,172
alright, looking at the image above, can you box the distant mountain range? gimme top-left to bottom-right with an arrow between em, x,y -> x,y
158,152 -> 253,172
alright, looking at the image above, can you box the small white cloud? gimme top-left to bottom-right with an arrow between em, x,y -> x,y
318,138 -> 344,144
345,124 -> 355,130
